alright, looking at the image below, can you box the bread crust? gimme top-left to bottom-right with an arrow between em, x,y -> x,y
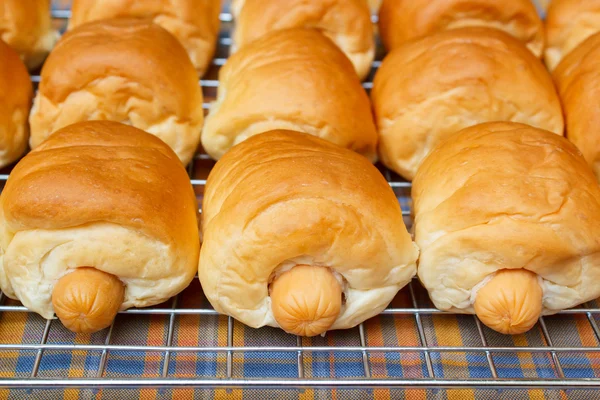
372,27 -> 564,180
379,0 -> 544,56
0,39 -> 33,168
0,121 -> 200,319
29,18 -> 204,165
203,28 -> 378,161
69,0 -> 221,76
413,122 -> 600,316
0,0 -> 58,69
232,0 -> 374,80
200,130 -> 418,331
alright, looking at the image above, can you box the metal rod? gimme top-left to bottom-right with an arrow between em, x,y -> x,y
198,79 -> 380,90
584,302 -> 600,343
226,317 -> 233,378
50,9 -> 71,18
193,154 -> 213,161
474,317 -> 498,379
588,313 -> 600,343
219,13 -> 233,22
161,296 -> 179,378
358,323 -> 371,378
1,304 -> 599,317
3,344 -> 600,353
51,10 -> 236,22
96,322 -> 115,378
0,304 -> 453,315
0,177 -> 417,190
200,80 -> 219,88
30,319 -> 52,378
296,336 -> 304,379
408,282 -> 434,378
7,377 -> 600,389
538,317 -> 565,379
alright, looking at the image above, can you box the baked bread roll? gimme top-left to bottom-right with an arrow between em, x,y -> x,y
231,0 -> 374,80
0,0 -> 58,70
371,27 -> 564,180
413,122 -> 600,335
0,39 -> 33,168
545,0 -> 600,71
68,0 -> 221,77
0,121 -> 200,333
28,18 -> 204,166
553,31 -> 600,181
199,130 -> 418,337
203,28 -> 378,161
378,0 -> 544,56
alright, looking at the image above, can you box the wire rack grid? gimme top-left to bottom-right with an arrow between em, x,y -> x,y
0,0 -> 599,392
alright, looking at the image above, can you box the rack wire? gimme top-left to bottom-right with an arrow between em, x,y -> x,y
0,0 -> 598,391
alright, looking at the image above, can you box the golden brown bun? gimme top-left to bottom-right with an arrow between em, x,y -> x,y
371,27 -> 564,180
199,130 -> 418,335
553,31 -> 600,181
0,39 -> 33,168
29,18 -> 204,165
52,268 -> 125,333
413,122 -> 600,334
69,0 -> 221,77
203,28 -> 378,161
378,0 -> 544,56
545,0 -> 600,70
0,121 -> 200,330
232,0 -> 374,80
0,0 -> 58,69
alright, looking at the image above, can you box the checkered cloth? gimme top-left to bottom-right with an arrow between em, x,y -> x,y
1,279 -> 600,399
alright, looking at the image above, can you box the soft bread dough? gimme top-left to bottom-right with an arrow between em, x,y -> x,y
0,39 -> 33,168
0,222 -> 192,319
203,28 -> 378,162
412,122 -> 600,316
231,0 -> 375,80
0,121 -> 200,320
29,18 -> 204,165
371,27 -> 564,181
545,0 -> 600,71
553,32 -> 600,182
378,0 -> 544,56
69,0 -> 221,77
199,130 -> 418,332
0,0 -> 58,70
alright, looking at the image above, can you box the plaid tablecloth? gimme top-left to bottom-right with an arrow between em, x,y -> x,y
1,277 -> 600,399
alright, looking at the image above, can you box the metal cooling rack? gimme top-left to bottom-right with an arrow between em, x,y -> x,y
0,0 -> 598,391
